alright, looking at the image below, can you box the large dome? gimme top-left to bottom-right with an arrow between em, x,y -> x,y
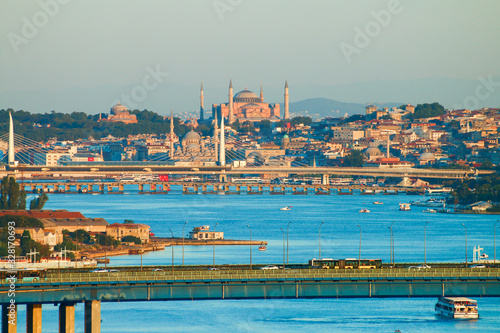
233,89 -> 261,103
184,130 -> 201,141
419,152 -> 435,161
111,103 -> 128,114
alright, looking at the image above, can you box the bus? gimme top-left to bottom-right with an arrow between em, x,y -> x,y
0,268 -> 47,282
309,258 -> 382,269
230,177 -> 262,183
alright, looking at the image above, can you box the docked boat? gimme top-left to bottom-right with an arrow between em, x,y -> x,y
359,208 -> 370,213
435,297 -> 478,319
426,187 -> 452,195
399,203 -> 411,211
280,206 -> 292,211
423,208 -> 437,213
411,198 -> 445,207
373,201 -> 383,205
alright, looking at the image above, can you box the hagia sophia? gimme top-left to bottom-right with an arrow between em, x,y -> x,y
210,80 -> 289,123
100,80 -> 290,164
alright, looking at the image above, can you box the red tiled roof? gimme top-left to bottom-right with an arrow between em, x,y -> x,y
0,210 -> 85,219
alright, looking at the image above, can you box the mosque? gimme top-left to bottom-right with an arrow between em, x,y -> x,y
208,80 -> 290,123
98,103 -> 138,124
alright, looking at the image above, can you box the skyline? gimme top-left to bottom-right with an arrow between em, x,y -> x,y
1,0 -> 499,115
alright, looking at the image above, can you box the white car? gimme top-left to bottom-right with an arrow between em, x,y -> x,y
470,264 -> 486,269
260,265 -> 279,270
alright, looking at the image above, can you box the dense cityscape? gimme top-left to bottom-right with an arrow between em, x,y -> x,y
1,1 -> 500,332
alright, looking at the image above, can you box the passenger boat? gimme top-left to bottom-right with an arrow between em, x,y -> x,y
280,206 -> 292,211
399,203 -> 411,211
359,208 -> 370,213
373,201 -> 383,205
435,297 -> 478,319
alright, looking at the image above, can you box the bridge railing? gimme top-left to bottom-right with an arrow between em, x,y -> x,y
4,267 -> 498,285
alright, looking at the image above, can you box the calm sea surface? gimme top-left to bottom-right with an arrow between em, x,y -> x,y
16,186 -> 500,332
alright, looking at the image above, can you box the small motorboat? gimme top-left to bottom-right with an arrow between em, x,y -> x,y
399,203 -> 411,211
359,208 -> 370,213
373,201 -> 383,205
480,253 -> 489,259
280,206 -> 292,211
259,244 -> 267,251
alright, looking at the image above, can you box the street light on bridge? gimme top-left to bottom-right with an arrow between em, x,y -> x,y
182,221 -> 187,265
287,222 -> 292,264
462,223 -> 467,268
247,225 -> 252,269
424,221 -> 429,264
357,225 -> 362,268
169,229 -> 174,271
280,228 -> 285,269
495,220 -> 499,264
213,222 -> 218,267
319,222 -> 324,259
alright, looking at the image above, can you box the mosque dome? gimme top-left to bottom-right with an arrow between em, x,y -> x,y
418,152 -> 435,161
233,89 -> 261,103
111,103 -> 128,114
364,147 -> 383,156
183,130 -> 201,142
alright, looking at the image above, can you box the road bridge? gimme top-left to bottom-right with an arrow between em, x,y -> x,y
5,164 -> 491,180
1,267 -> 499,332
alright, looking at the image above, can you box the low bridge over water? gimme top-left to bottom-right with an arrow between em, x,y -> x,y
1,267 -> 499,332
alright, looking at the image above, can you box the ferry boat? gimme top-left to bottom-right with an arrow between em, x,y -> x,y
373,201 -> 383,205
399,203 -> 411,211
426,187 -> 452,195
280,206 -> 292,211
435,297 -> 478,319
359,208 -> 370,213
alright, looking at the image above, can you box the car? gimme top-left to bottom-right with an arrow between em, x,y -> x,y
208,267 -> 219,271
91,268 -> 109,273
152,268 -> 164,272
470,264 -> 486,269
108,269 -> 119,272
260,265 -> 279,270
417,264 -> 431,270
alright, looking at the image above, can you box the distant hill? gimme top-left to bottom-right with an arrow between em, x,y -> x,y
290,98 -> 402,119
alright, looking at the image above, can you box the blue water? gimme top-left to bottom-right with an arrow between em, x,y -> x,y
13,188 -> 500,332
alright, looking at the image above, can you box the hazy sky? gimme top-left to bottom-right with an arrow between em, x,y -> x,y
1,0 -> 499,115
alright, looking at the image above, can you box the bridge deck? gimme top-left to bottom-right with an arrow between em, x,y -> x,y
2,268 -> 499,303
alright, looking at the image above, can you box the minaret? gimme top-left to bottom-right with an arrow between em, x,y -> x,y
284,80 -> 289,120
386,131 -> 390,158
213,110 -> 218,162
220,115 -> 226,166
200,81 -> 204,120
260,83 -> 263,102
228,79 -> 234,124
8,112 -> 15,165
169,110 -> 174,158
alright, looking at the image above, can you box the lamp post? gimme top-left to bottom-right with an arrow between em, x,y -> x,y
247,225 -> 252,269
280,228 -> 285,269
319,222 -> 324,259
213,223 -> 218,267
462,223 -> 467,267
286,221 -> 292,264
424,221 -> 429,264
357,225 -> 362,268
182,221 -> 187,265
495,220 -> 499,264
169,229 -> 174,271
388,221 -> 394,266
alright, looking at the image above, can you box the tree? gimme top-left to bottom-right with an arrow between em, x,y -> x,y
29,193 -> 49,210
124,219 -> 134,224
0,176 -> 27,210
121,235 -> 142,244
343,150 -> 365,167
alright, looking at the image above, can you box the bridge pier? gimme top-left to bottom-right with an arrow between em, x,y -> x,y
322,174 -> 329,185
151,184 -> 157,193
84,300 -> 101,333
118,184 -> 124,193
138,184 -> 144,193
59,303 -> 75,333
26,304 -> 42,333
219,174 -> 227,183
1,304 -> 16,333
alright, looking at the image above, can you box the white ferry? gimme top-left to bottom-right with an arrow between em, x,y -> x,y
435,297 -> 478,319
399,203 -> 411,211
